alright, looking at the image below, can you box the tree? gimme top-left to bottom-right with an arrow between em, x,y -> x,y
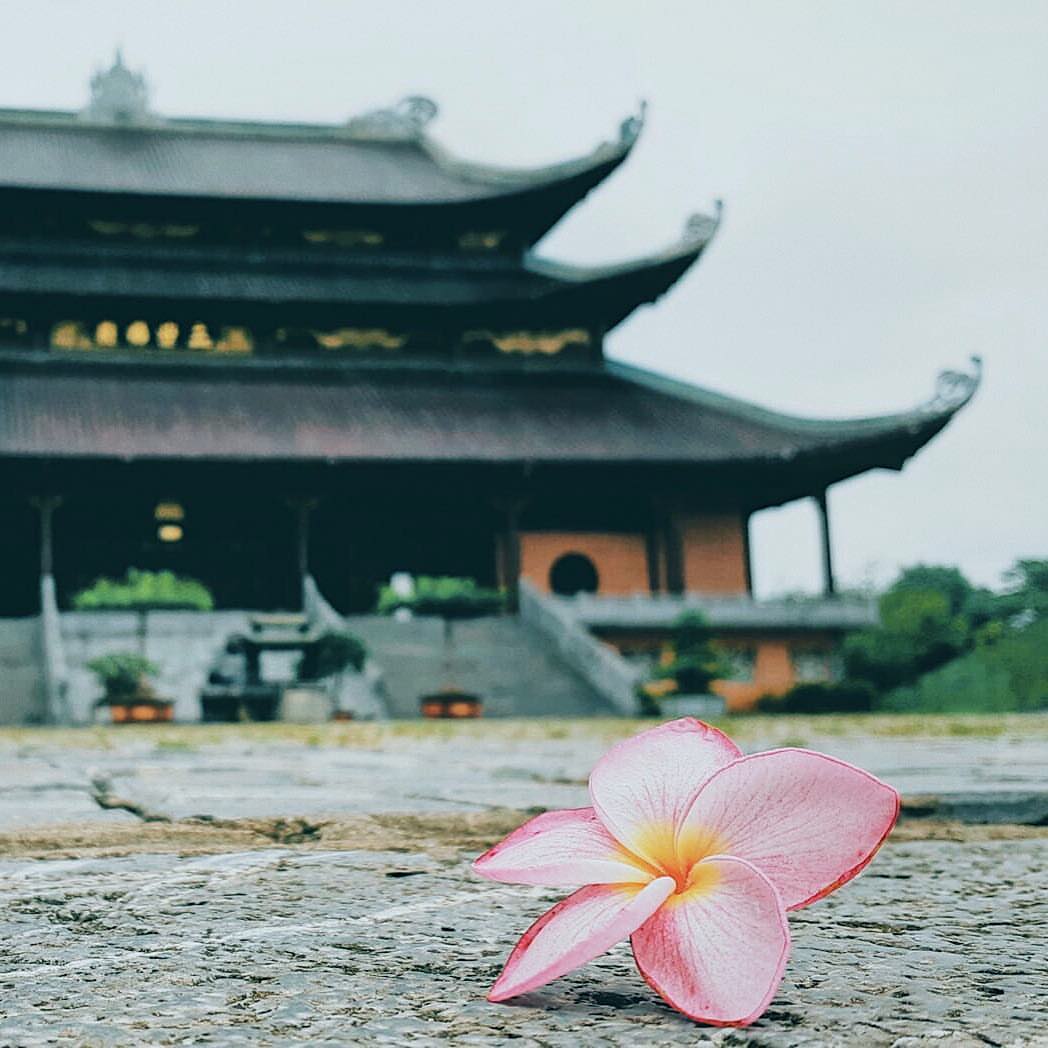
889,564 -> 973,616
997,559 -> 1048,623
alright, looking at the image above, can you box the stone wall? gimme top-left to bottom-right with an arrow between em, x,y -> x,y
0,616 -> 46,725
60,610 -> 251,723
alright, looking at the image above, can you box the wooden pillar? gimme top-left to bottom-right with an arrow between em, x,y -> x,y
815,489 -> 836,597
741,510 -> 754,596
493,497 -> 526,610
30,495 -> 62,579
290,498 -> 319,591
645,498 -> 665,594
663,511 -> 685,595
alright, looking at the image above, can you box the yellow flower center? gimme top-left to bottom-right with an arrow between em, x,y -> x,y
626,822 -> 726,894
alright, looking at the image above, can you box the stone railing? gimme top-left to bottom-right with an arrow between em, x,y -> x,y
303,574 -> 388,720
561,591 -> 878,631
518,580 -> 640,716
39,574 -> 70,725
303,574 -> 346,634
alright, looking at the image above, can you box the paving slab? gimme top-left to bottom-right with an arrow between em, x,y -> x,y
1,832 -> 1046,1046
1,719 -> 1046,830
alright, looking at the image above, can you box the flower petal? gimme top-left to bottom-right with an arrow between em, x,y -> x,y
588,718 -> 742,869
679,749 -> 900,910
472,807 -> 654,886
631,855 -> 790,1026
487,877 -> 676,1002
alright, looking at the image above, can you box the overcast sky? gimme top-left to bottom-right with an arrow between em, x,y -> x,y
2,1 -> 1045,595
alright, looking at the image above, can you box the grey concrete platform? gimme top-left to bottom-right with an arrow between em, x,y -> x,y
1,718 -> 1046,1045
1,835 -> 1045,1046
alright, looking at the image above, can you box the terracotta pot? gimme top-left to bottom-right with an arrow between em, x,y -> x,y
107,701 -> 174,724
419,692 -> 483,719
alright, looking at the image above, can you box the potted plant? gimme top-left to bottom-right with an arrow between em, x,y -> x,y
639,611 -> 728,718
296,630 -> 369,721
88,652 -> 173,723
377,575 -> 504,717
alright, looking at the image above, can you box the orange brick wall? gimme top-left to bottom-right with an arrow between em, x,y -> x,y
677,512 -> 748,595
519,531 -> 650,595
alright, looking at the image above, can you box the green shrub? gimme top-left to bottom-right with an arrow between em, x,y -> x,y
376,576 -> 503,619
756,680 -> 877,715
299,631 -> 367,680
879,620 -> 1048,714
73,569 -> 214,611
641,610 -> 728,697
87,652 -> 159,697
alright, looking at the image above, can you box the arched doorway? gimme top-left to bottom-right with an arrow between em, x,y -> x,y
549,551 -> 599,596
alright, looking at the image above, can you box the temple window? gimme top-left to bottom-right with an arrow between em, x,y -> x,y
549,552 -> 599,596
718,646 -> 757,683
791,648 -> 842,683
157,524 -> 184,543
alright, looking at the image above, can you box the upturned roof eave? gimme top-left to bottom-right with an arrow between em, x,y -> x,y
0,103 -> 644,212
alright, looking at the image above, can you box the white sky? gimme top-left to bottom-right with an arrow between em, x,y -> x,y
2,1 -> 1045,595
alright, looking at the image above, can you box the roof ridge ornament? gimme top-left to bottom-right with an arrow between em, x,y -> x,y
925,355 -> 983,414
682,200 -> 724,245
344,95 -> 439,141
81,49 -> 154,126
619,100 -> 648,148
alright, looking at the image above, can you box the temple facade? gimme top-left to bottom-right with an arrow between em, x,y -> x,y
0,57 -> 979,708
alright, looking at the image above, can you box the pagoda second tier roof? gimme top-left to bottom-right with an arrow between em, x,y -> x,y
0,100 -> 641,214
0,353 -> 979,504
0,212 -> 717,327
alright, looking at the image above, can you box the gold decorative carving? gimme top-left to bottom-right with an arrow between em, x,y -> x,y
51,321 -> 93,350
95,321 -> 118,348
155,322 -> 180,349
126,320 -> 150,347
312,328 -> 405,350
0,318 -> 28,336
187,323 -> 213,350
49,319 -> 252,353
463,329 -> 591,355
303,229 -> 384,248
88,220 -> 199,240
458,230 -> 506,250
215,327 -> 253,353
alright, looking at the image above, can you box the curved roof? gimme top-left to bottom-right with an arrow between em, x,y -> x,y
0,101 -> 643,208
0,353 -> 979,497
0,206 -> 718,328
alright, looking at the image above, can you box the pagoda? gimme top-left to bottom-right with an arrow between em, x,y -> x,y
0,54 -> 978,648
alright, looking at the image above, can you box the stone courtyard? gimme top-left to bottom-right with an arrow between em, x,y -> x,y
1,715 -> 1046,1046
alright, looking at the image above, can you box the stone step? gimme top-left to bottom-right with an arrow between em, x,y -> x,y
342,614 -> 614,718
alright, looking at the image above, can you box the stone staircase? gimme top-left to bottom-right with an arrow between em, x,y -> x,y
342,614 -> 614,718
0,616 -> 47,724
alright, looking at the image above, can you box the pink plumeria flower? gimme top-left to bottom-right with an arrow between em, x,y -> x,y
472,718 -> 899,1026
